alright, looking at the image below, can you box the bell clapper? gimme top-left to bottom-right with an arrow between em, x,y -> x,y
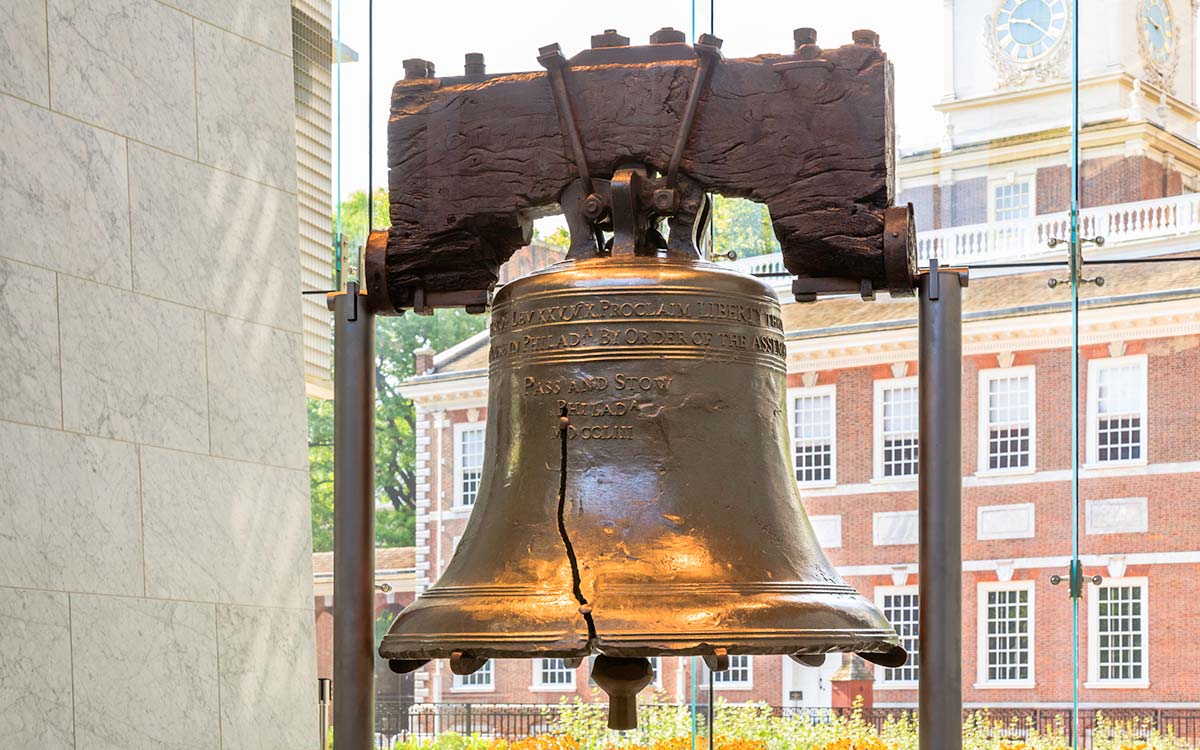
590,655 -> 655,730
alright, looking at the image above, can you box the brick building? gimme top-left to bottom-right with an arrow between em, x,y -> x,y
399,258 -> 1200,710
382,0 -> 1200,714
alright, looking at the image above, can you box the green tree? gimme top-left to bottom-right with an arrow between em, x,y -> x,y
332,187 -> 389,253
541,225 -> 571,251
712,195 -> 780,259
309,192 -> 488,551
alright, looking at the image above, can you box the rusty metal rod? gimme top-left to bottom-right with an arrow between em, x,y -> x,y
331,281 -> 376,750
538,47 -> 593,195
666,39 -> 720,188
917,261 -> 965,750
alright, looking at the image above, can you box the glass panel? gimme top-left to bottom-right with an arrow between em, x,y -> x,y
314,0 -> 1200,746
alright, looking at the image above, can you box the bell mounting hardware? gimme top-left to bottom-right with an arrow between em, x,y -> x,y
364,26 -> 917,315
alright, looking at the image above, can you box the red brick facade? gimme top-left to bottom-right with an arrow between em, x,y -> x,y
897,154 -> 1187,231
403,291 -> 1200,710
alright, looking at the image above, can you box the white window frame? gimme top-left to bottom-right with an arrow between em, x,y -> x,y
787,384 -> 837,488
532,658 -> 577,691
975,580 -> 1036,689
453,421 -> 487,507
1086,355 -> 1148,467
989,174 -> 1036,224
450,659 -> 494,692
708,654 -> 753,690
1087,576 -> 1149,689
875,585 -> 920,688
977,366 -> 1036,476
873,376 -> 919,481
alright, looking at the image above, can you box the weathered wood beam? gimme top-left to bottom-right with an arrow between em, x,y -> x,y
368,30 -> 914,314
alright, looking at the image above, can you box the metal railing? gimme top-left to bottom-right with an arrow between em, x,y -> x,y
723,192 -> 1200,283
372,702 -> 1200,749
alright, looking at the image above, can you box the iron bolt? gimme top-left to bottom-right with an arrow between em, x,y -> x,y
464,52 -> 485,76
793,27 -> 817,47
559,416 -> 571,429
581,193 -> 606,220
852,29 -> 880,47
650,27 -> 686,44
591,29 -> 630,48
653,188 -> 678,212
403,58 -> 435,79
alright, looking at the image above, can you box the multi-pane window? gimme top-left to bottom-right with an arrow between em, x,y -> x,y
880,589 -> 919,684
1093,583 -> 1147,683
980,369 -> 1034,472
1089,358 -> 1147,464
456,424 -> 485,506
648,656 -> 662,686
982,586 -> 1032,683
452,659 -> 493,690
791,388 -> 835,485
994,181 -> 1031,222
876,380 -> 919,479
711,654 -> 752,686
535,658 -> 576,688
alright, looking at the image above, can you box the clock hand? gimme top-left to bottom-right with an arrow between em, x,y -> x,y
1012,17 -> 1051,35
1025,17 -> 1050,35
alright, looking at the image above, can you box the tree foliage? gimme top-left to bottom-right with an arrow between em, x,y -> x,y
309,190 -> 487,551
712,195 -> 780,259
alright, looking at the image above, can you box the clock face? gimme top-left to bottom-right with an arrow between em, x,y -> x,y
1141,0 -> 1175,69
993,0 -> 1069,62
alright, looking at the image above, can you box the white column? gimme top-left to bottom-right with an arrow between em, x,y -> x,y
942,0 -> 956,101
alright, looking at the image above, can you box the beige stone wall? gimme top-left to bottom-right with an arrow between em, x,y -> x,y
0,0 -> 317,746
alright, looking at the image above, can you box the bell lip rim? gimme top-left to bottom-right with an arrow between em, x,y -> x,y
378,637 -> 906,661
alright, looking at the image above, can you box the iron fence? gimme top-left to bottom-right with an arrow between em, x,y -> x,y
373,702 -> 1200,749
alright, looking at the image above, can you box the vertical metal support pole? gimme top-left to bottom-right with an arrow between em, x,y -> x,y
330,281 -> 376,749
318,678 -> 331,750
918,262 -> 966,750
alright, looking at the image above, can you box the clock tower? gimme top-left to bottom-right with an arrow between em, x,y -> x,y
937,0 -> 1198,144
897,0 -> 1200,240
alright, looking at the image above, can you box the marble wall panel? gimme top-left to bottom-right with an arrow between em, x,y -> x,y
48,0 -> 196,156
141,447 -> 312,608
0,588 -> 73,749
163,0 -> 293,54
217,604 -> 318,749
206,313 -> 308,469
71,594 -> 220,750
0,0 -> 49,104
0,422 -> 142,595
0,259 -> 61,427
194,22 -> 297,191
0,96 -> 130,287
129,143 -> 301,332
59,276 -> 209,452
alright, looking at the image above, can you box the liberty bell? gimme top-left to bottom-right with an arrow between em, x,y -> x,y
378,31 -> 912,730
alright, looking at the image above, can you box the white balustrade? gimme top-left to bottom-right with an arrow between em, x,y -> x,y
723,192 -> 1200,278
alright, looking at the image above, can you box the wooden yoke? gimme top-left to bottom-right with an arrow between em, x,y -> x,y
366,27 -> 917,315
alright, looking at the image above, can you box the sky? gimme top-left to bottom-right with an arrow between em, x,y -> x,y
327,0 -> 947,206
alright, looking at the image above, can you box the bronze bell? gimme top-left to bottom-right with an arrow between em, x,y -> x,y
380,253 -> 906,727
